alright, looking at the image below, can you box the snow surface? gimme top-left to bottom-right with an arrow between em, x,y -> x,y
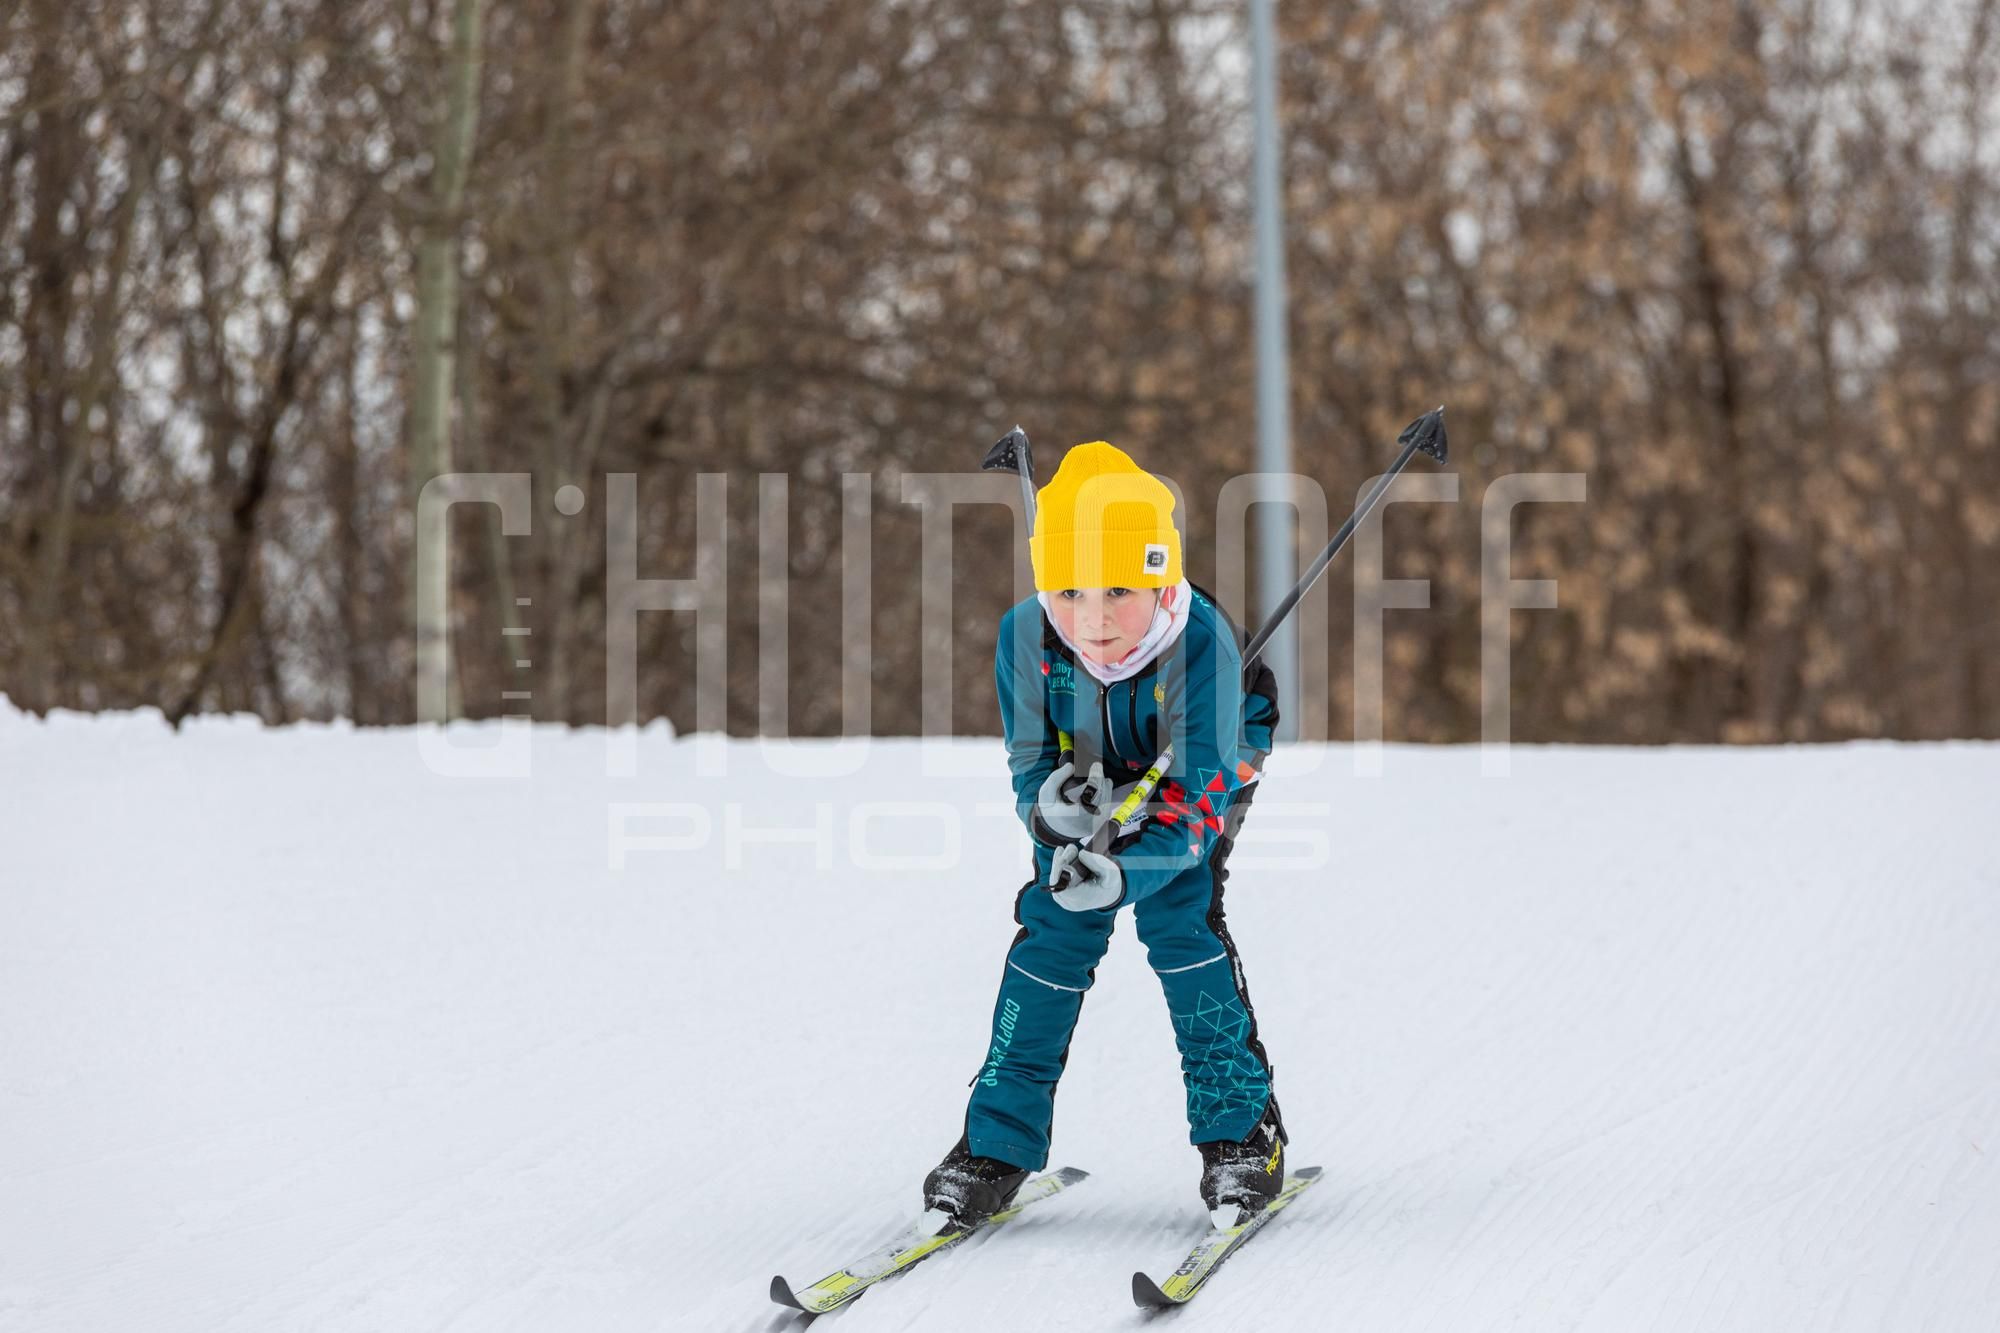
3,700 -> 1998,1332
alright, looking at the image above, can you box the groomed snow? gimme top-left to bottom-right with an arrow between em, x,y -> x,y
3,699 -> 1996,1332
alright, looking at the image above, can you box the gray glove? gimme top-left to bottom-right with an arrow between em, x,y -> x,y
1033,759 -> 1111,845
1047,843 -> 1125,912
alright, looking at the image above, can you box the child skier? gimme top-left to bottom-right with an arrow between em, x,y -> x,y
924,440 -> 1287,1227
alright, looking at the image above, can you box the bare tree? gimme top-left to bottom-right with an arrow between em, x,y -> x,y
409,0 -> 488,722
1,0 -> 1992,742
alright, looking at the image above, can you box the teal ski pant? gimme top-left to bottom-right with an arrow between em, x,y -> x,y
963,844 -> 1278,1171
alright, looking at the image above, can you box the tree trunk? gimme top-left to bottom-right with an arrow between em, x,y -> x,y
23,123 -> 152,712
409,0 -> 488,722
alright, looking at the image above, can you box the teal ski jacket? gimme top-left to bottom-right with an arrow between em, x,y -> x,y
993,587 -> 1279,906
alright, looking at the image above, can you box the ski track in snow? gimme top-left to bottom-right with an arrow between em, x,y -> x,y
2,702 -> 1997,1332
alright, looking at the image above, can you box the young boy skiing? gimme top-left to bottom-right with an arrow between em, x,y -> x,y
924,440 -> 1287,1227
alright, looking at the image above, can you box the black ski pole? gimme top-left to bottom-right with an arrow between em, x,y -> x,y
1068,407 -> 1447,868
1243,406 -> 1448,665
981,409 -> 1451,883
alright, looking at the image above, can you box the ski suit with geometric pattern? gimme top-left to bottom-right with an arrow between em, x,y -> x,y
963,588 -> 1284,1171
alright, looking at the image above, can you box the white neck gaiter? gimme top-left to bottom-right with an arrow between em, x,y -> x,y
1039,579 -> 1194,686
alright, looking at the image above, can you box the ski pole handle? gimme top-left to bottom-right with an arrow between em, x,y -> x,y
1050,746 -> 1171,890
1049,841 -> 1081,891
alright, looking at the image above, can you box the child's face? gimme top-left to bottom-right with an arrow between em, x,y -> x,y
1049,586 -> 1159,664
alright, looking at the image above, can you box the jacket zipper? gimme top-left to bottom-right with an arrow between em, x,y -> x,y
1098,678 -> 1120,764
1127,673 -> 1142,765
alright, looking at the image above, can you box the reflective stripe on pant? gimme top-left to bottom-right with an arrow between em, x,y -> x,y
963,842 -> 1276,1171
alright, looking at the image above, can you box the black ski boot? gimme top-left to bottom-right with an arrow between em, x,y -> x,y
1198,1100 -> 1287,1222
922,1135 -> 1031,1228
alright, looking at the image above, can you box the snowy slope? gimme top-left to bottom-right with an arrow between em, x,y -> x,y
2,700 -> 1997,1333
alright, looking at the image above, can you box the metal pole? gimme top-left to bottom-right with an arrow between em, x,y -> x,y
1250,0 -> 1299,740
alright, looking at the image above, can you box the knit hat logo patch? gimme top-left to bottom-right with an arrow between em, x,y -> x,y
1143,543 -> 1170,573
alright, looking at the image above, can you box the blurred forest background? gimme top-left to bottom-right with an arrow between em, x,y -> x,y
2,0 -> 1995,742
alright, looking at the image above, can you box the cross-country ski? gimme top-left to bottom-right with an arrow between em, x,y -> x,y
771,1167 -> 1090,1316
1131,1166 -> 1326,1309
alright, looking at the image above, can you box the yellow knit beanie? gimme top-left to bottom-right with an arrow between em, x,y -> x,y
1029,441 -> 1183,592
